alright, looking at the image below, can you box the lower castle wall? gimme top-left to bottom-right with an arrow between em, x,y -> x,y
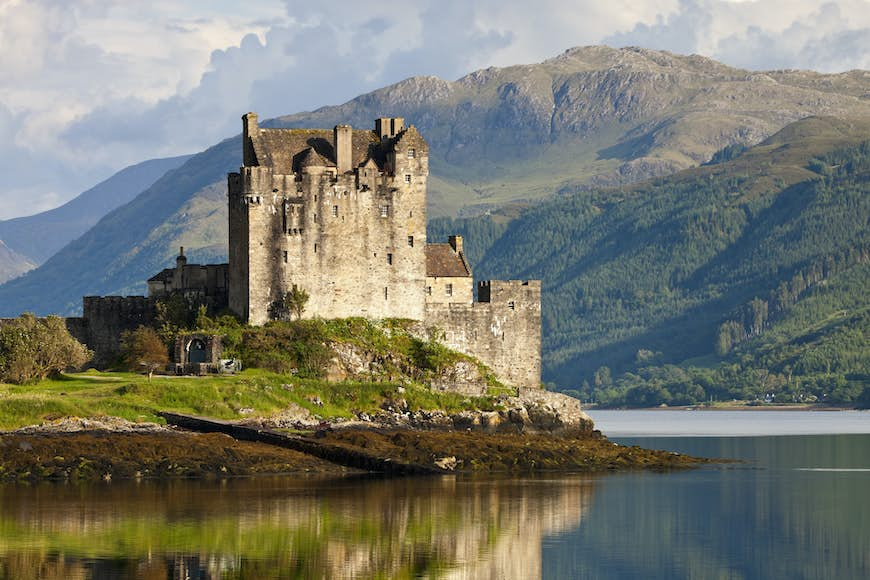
426,280 -> 542,389
80,296 -> 157,366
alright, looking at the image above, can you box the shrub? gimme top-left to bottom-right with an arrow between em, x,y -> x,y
120,326 -> 170,379
0,314 -> 91,384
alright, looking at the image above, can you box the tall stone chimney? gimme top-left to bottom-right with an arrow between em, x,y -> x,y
334,124 -> 352,173
242,112 -> 258,166
448,235 -> 463,254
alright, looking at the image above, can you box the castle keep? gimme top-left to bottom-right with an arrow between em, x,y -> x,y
76,114 -> 542,388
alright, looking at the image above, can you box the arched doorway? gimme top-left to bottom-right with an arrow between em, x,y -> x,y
187,338 -> 207,364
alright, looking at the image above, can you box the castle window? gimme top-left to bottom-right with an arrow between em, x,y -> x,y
508,301 -> 515,310
407,148 -> 416,159
379,205 -> 390,217
313,213 -> 317,222
387,253 -> 393,265
445,283 -> 453,297
314,243 -> 318,253
384,287 -> 388,300
404,174 -> 411,183
426,286 -> 432,295
283,251 -> 288,263
332,205 -> 338,217
407,236 -> 414,247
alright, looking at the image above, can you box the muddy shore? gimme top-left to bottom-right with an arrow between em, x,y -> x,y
0,417 -> 708,482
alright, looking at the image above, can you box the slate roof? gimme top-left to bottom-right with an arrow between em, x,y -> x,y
425,244 -> 471,277
147,268 -> 174,283
252,128 -> 379,174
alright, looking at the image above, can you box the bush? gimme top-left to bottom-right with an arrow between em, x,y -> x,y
238,321 -> 332,378
0,314 -> 91,384
120,326 -> 170,379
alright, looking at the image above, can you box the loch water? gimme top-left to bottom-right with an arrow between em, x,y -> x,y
0,410 -> 868,579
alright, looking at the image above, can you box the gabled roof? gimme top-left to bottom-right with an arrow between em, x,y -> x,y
425,244 -> 471,278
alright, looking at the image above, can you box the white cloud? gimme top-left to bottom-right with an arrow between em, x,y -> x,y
0,0 -> 868,220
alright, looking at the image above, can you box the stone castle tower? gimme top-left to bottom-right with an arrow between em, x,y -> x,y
226,113 -> 541,388
228,114 -> 427,324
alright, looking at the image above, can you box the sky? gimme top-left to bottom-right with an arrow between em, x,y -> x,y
0,0 -> 868,220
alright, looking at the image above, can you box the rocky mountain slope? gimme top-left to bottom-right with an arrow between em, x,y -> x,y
0,240 -> 35,285
0,46 -> 867,321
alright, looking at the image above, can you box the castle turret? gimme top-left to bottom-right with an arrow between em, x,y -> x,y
173,247 -> 187,289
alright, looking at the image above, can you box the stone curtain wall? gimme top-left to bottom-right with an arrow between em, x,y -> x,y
80,296 -> 156,366
426,280 -> 542,389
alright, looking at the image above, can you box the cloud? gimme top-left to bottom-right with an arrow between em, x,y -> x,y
1,0 -> 869,220
606,0 -> 870,72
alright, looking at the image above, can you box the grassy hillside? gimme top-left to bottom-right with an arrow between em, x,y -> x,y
433,117 -> 869,402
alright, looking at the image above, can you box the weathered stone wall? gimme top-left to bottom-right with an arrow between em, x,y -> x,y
229,122 -> 429,325
426,280 -> 542,389
80,296 -> 156,366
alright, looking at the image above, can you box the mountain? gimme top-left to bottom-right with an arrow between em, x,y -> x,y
272,45 -> 870,217
0,240 -> 35,285
0,154 -> 191,274
430,116 -> 869,401
0,45 -> 868,324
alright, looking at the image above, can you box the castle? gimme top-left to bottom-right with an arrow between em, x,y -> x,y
74,115 -> 542,389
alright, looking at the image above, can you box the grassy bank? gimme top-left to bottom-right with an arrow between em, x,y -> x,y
0,369 -> 504,431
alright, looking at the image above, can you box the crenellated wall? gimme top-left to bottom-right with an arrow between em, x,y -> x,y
426,280 -> 542,389
80,296 -> 157,365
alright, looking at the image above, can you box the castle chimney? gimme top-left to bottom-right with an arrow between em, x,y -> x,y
448,235 -> 463,255
242,112 -> 258,166
334,124 -> 352,173
174,247 -> 187,290
375,117 -> 405,140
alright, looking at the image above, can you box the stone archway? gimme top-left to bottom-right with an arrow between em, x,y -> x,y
187,338 -> 207,364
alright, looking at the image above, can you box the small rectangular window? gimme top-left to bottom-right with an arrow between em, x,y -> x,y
283,251 -> 288,263
407,148 -> 416,158
387,253 -> 393,265
508,301 -> 515,310
426,286 -> 432,295
379,205 -> 389,217
384,287 -> 388,300
445,283 -> 453,297
407,236 -> 414,247
332,205 -> 338,217
404,174 -> 411,183
314,243 -> 318,253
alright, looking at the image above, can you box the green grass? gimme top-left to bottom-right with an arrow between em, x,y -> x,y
0,369 -> 503,430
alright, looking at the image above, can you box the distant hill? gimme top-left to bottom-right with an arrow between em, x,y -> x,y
430,116 -> 869,401
0,44 -> 868,329
0,155 -> 191,275
0,240 -> 35,285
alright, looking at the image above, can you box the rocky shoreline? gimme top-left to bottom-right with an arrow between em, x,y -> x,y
0,392 -> 712,482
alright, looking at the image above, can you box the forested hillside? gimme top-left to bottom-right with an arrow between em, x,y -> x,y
430,117 -> 870,404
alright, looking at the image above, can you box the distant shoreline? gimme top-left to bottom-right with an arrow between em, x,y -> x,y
588,404 -> 859,412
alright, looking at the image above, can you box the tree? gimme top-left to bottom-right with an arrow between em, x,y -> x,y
0,314 -> 91,384
120,326 -> 169,381
284,285 -> 309,321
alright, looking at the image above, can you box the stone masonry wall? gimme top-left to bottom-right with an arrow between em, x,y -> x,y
81,296 -> 156,366
229,126 -> 429,325
425,280 -> 542,389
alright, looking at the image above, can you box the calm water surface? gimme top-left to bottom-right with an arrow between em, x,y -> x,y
1,411 -> 868,579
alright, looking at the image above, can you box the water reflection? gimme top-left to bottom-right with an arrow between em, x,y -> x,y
0,475 -> 595,579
